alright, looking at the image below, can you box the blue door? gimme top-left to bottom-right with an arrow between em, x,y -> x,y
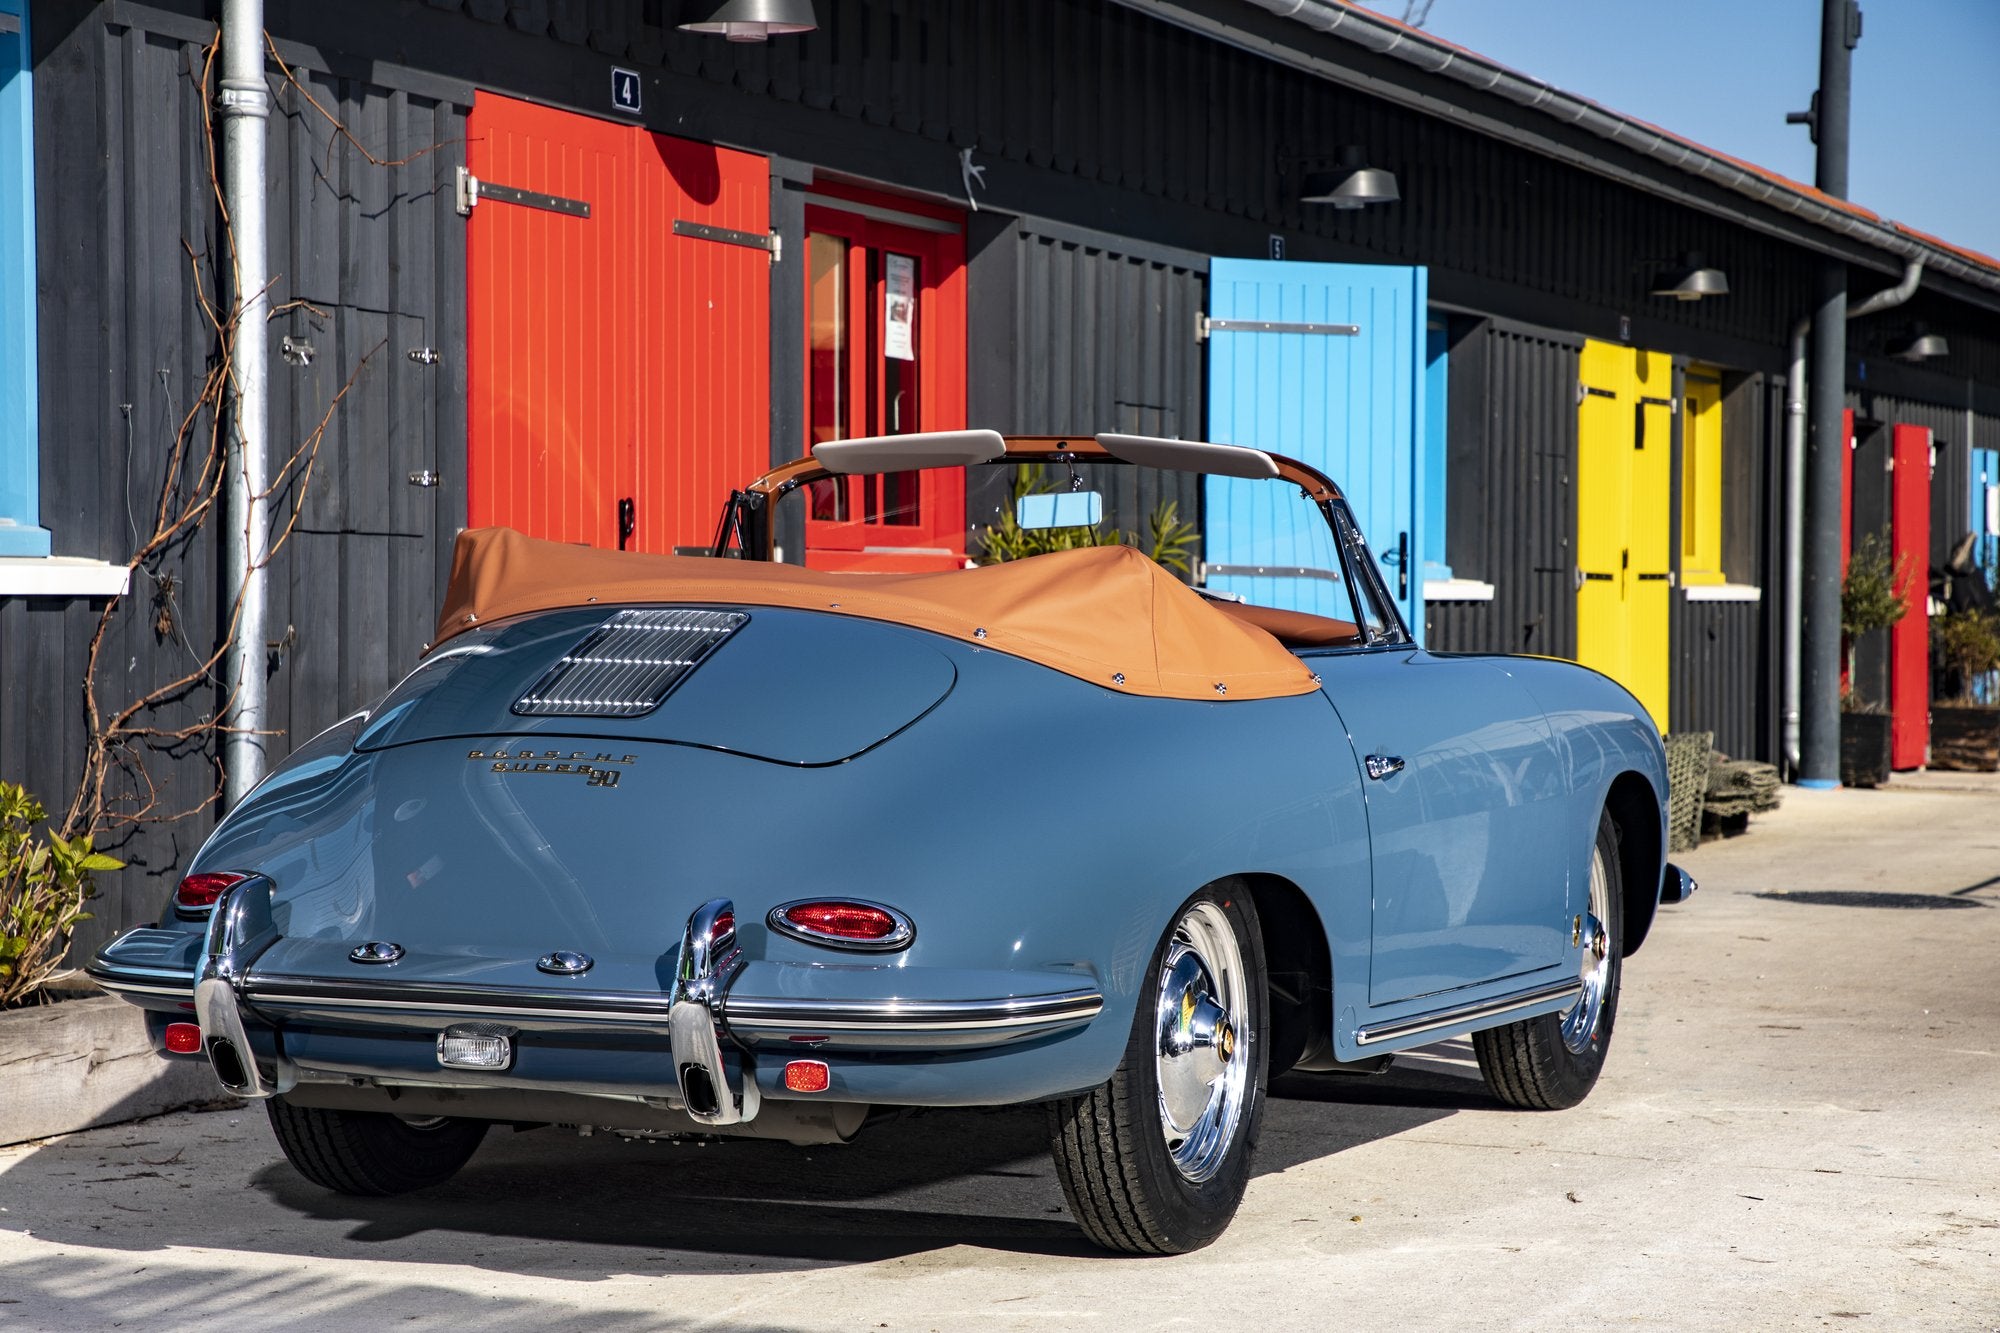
1204,259 -> 1428,636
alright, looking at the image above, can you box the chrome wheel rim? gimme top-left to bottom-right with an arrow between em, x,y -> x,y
1560,842 -> 1613,1055
1153,901 -> 1250,1184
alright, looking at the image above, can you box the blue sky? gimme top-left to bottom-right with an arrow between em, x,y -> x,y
1352,0 -> 2000,259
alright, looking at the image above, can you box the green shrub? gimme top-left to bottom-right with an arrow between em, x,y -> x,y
974,464 -> 1199,575
0,782 -> 122,1007
1840,531 -> 1911,640
1933,607 -> 2000,705
1840,532 -> 1912,711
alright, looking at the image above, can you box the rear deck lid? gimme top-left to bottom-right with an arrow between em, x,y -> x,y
354,606 -> 954,766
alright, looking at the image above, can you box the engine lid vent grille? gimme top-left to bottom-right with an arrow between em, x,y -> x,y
512,608 -> 748,717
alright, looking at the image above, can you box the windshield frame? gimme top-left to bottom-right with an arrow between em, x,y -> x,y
709,434 -> 1412,647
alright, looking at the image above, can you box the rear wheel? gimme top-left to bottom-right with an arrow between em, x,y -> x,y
1047,882 -> 1267,1254
267,1100 -> 488,1195
1474,807 -> 1624,1110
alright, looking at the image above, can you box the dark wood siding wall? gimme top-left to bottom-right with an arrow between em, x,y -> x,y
239,0 -> 1835,365
7,7 -> 468,957
1425,320 -> 1580,660
1670,598 -> 1764,759
1669,372 -> 1784,762
966,214 -> 1207,554
1848,389 -> 2000,567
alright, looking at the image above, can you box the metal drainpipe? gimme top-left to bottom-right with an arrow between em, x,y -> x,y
1783,257 -> 1923,776
218,0 -> 270,811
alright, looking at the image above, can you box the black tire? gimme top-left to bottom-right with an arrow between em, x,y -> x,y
1474,807 -> 1624,1110
1046,881 -> 1268,1255
267,1100 -> 488,1195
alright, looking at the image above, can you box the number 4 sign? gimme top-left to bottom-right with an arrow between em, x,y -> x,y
611,68 -> 642,115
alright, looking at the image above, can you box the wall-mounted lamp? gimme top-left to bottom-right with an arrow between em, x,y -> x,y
1295,146 -> 1400,210
1648,252 -> 1730,301
1886,325 -> 1949,362
679,0 -> 817,42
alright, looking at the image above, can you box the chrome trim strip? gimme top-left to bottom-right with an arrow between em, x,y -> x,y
248,993 -> 676,1024
725,990 -> 1103,1031
87,961 -> 198,984
1355,980 -> 1582,1047
239,982 -> 1104,1035
89,976 -> 196,999
243,975 -> 677,1014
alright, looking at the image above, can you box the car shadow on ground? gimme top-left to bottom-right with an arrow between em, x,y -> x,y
1,1056 -> 1494,1276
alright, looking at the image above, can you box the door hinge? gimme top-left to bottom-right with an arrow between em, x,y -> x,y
455,166 -> 592,219
1196,314 -> 1360,342
408,470 -> 440,488
407,347 -> 439,366
673,219 -> 782,262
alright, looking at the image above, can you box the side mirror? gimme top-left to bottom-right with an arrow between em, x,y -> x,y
1016,491 -> 1103,530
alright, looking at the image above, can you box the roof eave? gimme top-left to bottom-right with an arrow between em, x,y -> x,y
1110,0 -> 2000,314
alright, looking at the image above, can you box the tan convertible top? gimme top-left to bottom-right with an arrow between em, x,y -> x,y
436,527 -> 1321,702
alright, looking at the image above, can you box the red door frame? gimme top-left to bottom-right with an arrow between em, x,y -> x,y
801,182 -> 967,571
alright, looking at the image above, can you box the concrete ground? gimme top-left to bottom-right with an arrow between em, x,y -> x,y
3,777 -> 1997,1331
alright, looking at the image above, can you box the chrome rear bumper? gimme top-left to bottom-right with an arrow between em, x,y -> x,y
89,893 -> 1104,1116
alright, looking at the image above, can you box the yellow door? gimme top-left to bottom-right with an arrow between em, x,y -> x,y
1577,340 -> 1632,697
1680,370 -> 1725,585
1575,340 -> 1671,730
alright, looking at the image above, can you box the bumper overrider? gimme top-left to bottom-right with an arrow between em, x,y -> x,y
87,882 -> 1105,1126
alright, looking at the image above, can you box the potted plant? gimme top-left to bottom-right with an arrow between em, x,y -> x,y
1929,606 -> 2000,770
1838,532 -> 1909,788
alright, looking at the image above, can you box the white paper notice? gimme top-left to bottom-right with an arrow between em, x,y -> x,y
1986,484 -> 1998,537
884,254 -> 916,362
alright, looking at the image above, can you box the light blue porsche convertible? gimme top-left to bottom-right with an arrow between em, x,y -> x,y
89,431 -> 1690,1254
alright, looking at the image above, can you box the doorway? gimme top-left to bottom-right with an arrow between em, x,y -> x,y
802,185 -> 966,571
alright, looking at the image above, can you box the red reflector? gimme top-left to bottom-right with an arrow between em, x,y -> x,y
780,902 -> 898,940
710,910 -> 736,946
176,871 -> 247,911
784,1060 -> 830,1094
163,1022 -> 202,1055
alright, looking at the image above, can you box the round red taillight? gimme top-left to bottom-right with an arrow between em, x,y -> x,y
768,900 -> 914,951
783,1060 -> 831,1094
175,871 -> 247,913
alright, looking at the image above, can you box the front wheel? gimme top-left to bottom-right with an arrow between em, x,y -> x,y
1474,806 -> 1624,1110
267,1100 -> 488,1195
1047,882 -> 1267,1254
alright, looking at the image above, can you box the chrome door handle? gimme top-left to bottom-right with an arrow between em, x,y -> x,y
1364,754 -> 1405,781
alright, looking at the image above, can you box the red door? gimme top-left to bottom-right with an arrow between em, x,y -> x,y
802,185 -> 967,571
466,95 -> 769,554
1890,424 -> 1932,768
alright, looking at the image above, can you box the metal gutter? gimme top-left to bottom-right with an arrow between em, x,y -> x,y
1112,0 -> 2000,306
219,0 -> 271,809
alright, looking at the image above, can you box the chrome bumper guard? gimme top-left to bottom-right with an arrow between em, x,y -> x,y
668,897 -> 755,1127
193,878 -> 295,1099
1661,862 -> 1699,904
